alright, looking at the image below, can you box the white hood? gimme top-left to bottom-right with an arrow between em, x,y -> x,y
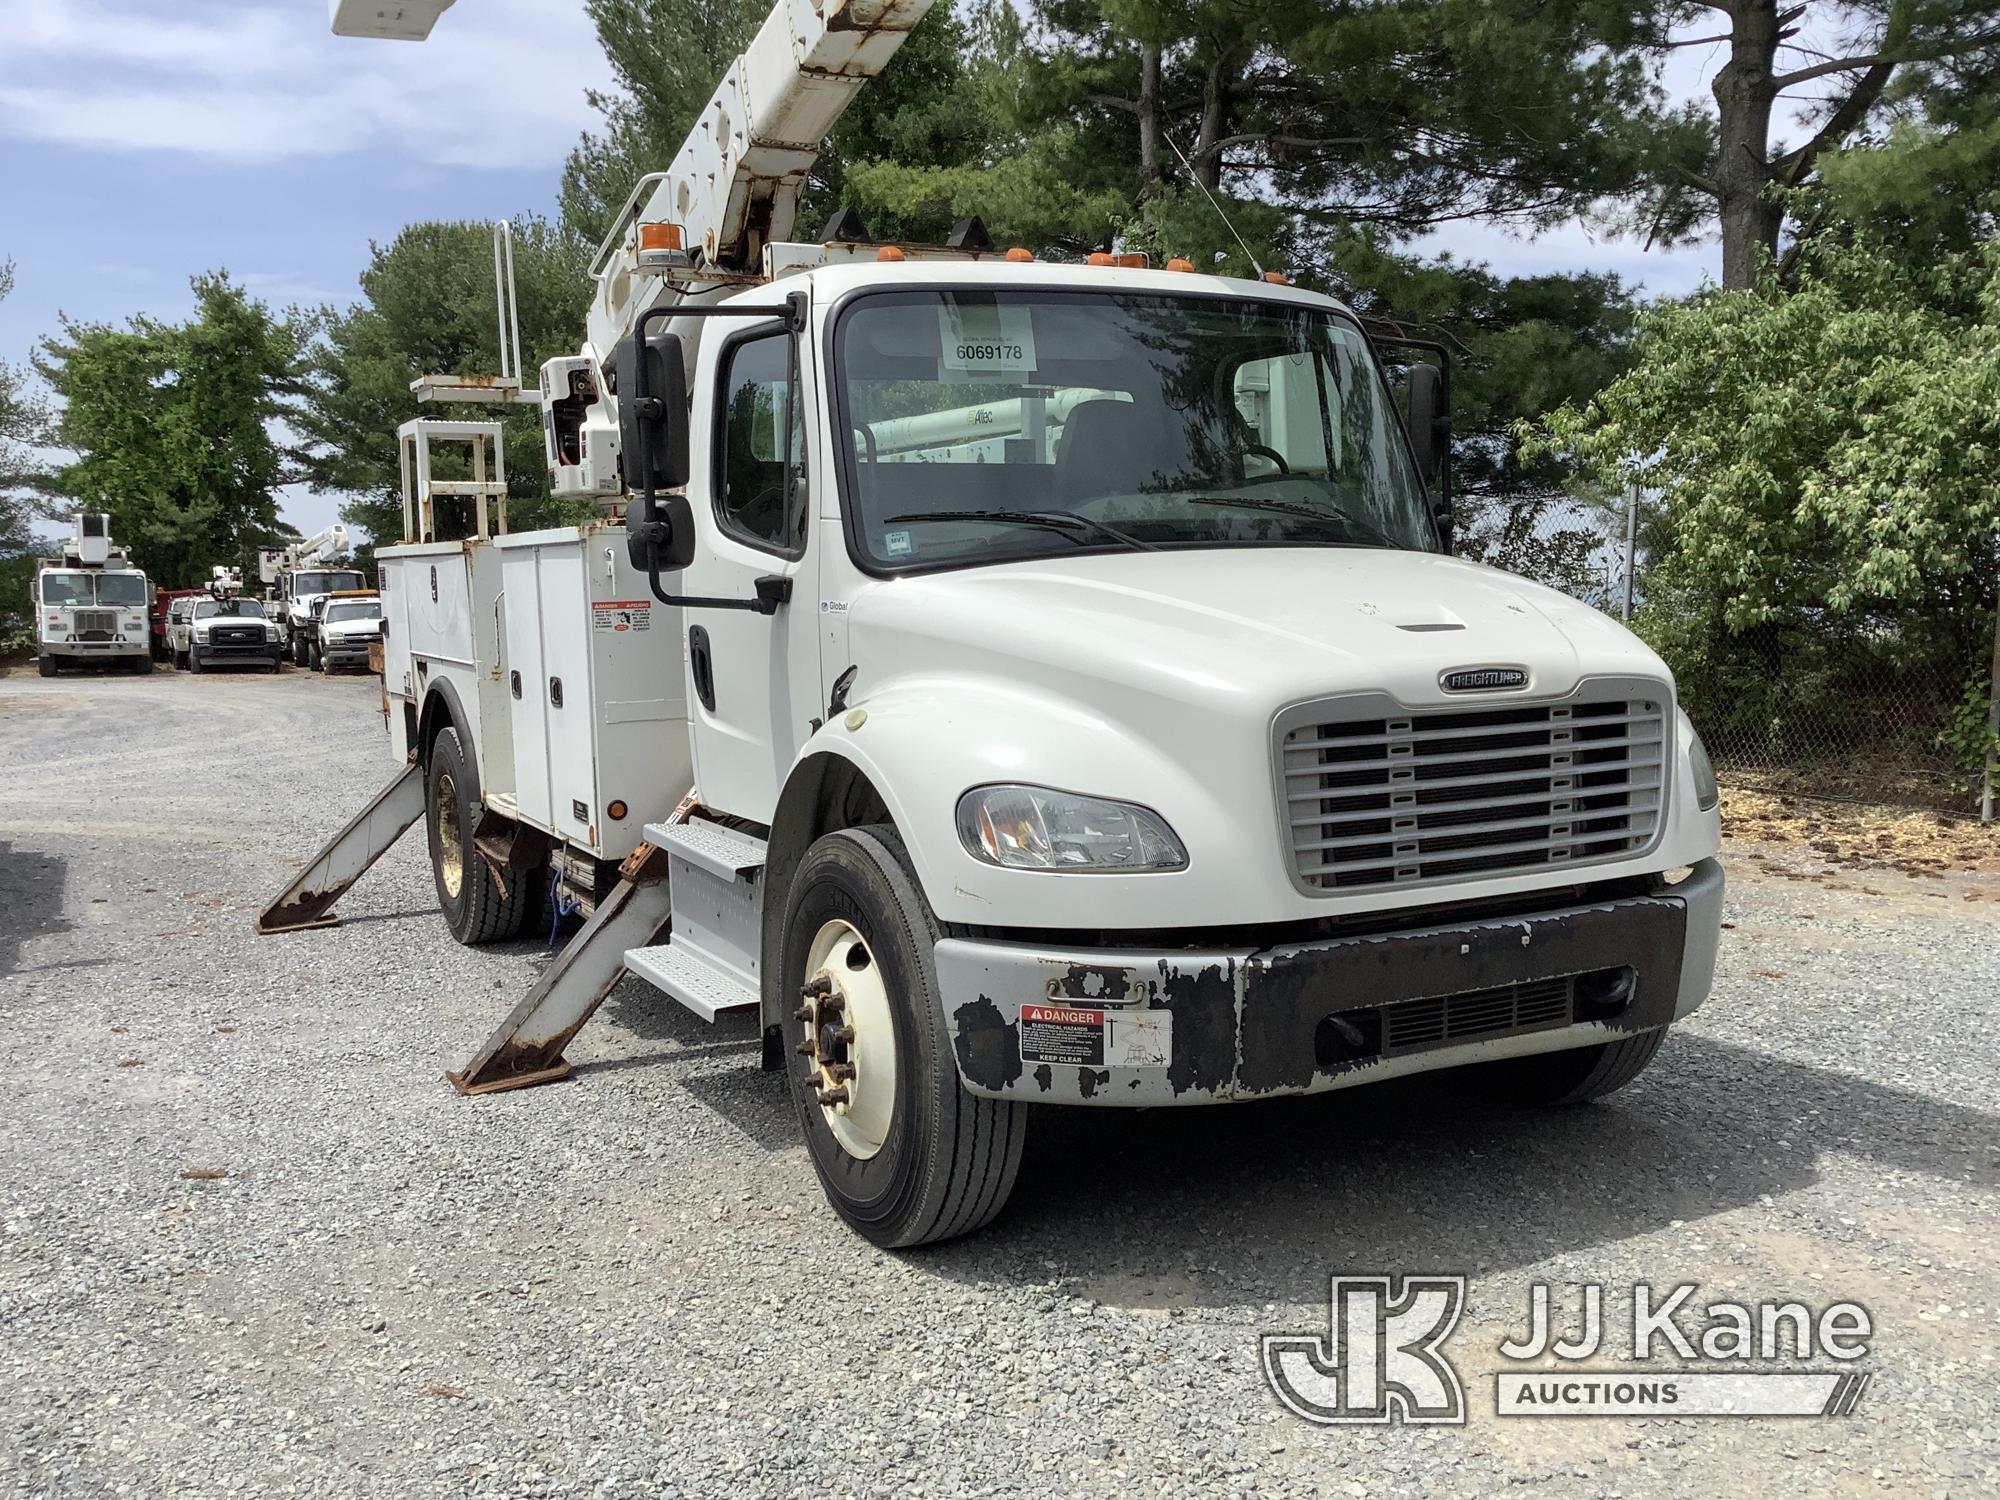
847,547 -> 1669,716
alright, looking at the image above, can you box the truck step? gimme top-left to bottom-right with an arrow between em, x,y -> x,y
623,941 -> 759,1023
642,818 -> 767,879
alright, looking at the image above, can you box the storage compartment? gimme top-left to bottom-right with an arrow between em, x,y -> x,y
498,525 -> 692,860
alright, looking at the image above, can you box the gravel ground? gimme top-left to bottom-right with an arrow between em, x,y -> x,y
1,665 -> 1997,1499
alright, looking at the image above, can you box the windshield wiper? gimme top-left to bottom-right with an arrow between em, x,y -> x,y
1182,494 -> 1399,549
885,510 -> 1159,552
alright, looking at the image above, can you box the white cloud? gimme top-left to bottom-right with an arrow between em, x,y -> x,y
0,0 -> 613,169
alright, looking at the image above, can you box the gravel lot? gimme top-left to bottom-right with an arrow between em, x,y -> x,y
2,665 -> 1997,1498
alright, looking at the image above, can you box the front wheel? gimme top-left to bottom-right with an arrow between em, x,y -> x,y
424,726 -> 532,946
188,649 -> 204,674
781,825 -> 1025,1248
292,633 -> 309,667
1492,1027 -> 1668,1106
37,655 -> 56,678
174,648 -> 188,671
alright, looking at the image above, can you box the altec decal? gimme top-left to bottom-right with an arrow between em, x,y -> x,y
1440,666 -> 1529,692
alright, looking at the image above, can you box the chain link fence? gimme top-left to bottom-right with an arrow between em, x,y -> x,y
1458,491 -> 1990,814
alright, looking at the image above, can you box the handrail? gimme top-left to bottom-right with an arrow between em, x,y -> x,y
588,171 -> 671,281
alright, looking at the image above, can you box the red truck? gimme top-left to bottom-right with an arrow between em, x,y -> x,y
149,587 -> 204,663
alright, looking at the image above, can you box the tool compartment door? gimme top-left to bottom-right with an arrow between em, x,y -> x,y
500,539 -> 552,832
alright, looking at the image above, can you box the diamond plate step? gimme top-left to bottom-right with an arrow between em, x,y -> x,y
642,819 -> 767,880
623,942 -> 758,1023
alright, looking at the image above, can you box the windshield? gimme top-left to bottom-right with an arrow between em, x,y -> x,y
98,573 -> 148,607
39,571 -> 148,606
835,290 -> 1436,570
325,601 -> 380,624
40,572 -> 90,606
295,570 -> 363,596
194,598 -> 265,619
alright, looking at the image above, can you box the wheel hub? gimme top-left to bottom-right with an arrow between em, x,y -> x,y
435,771 -> 463,899
795,920 -> 895,1160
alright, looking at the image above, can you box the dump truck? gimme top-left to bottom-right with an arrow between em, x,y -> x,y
269,0 -> 1726,1247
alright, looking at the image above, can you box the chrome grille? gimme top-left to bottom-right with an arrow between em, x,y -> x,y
72,609 -> 116,634
1379,976 -> 1574,1055
1280,685 -> 1668,891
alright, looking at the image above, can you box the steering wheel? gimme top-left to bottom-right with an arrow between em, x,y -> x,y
1244,443 -> 1290,476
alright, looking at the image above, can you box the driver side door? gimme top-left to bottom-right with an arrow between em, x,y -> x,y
679,317 -> 822,823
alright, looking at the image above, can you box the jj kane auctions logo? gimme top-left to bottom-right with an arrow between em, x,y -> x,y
1262,1277 -> 1874,1424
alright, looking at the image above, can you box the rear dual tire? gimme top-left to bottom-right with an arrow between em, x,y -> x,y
780,825 -> 1025,1249
425,726 -> 534,947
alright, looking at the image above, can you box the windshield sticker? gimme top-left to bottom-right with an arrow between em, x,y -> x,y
938,303 -> 1036,383
883,529 -> 913,558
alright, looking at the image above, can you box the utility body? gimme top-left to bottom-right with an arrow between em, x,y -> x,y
34,515 -> 151,676
283,0 -> 1727,1246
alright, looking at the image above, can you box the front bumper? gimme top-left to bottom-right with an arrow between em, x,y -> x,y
196,636 -> 281,662
937,858 -> 1724,1106
321,637 -> 375,664
45,639 -> 147,660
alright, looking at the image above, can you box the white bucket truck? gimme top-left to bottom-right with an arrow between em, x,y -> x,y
33,514 -> 151,676
273,0 -> 1725,1246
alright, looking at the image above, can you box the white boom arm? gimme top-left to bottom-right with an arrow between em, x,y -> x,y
582,0 -> 936,352
258,524 -> 353,584
326,0 -> 937,346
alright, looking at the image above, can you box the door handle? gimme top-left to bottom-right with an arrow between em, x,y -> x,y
688,625 -> 716,712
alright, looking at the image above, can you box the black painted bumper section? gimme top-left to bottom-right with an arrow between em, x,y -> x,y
937,860 -> 1723,1106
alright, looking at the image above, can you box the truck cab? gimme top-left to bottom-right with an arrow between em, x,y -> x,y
370,257 -> 1723,1246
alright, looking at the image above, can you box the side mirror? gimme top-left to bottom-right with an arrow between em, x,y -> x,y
1403,361 -> 1453,549
625,493 -> 698,574
1404,362 -> 1449,490
615,329 -> 689,492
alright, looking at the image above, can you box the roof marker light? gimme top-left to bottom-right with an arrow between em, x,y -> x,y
876,245 -> 906,262
1261,270 -> 1291,285
1165,258 -> 1195,273
1086,251 -> 1115,267
1116,252 -> 1149,269
1003,247 -> 1035,263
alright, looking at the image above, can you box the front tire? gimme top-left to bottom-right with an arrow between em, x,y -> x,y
424,725 -> 532,946
292,633 -> 309,667
37,655 -> 56,678
781,825 -> 1025,1248
188,648 -> 205,674
1494,1027 -> 1668,1106
174,648 -> 188,670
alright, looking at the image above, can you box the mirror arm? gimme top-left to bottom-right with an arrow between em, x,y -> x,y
627,292 -> 808,615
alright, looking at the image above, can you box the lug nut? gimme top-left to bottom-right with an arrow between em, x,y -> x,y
817,1085 -> 850,1107
794,1038 -> 817,1056
827,1062 -> 856,1083
802,975 -> 832,998
792,1004 -> 813,1023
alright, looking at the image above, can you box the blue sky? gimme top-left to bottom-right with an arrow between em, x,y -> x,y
1,0 -> 1762,543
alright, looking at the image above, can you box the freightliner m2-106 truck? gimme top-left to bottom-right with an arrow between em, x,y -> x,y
266,0 -> 1725,1247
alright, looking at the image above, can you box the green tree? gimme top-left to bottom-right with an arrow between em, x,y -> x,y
34,273 -> 306,587
295,218 -> 594,544
1528,235 -> 2000,756
558,0 -> 986,249
0,259 -> 53,644
1643,0 -> 2000,289
844,0 -> 1689,268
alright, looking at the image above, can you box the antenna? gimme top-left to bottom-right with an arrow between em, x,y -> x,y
1165,134 -> 1265,279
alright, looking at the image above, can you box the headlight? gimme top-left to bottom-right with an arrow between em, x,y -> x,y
1688,726 -> 1719,812
265,622 -> 281,641
955,785 -> 1188,872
